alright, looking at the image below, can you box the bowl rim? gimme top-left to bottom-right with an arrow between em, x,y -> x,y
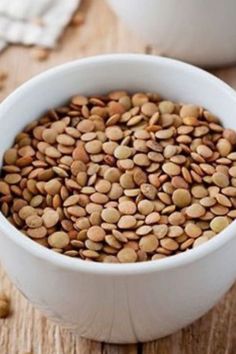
1,53 -> 236,275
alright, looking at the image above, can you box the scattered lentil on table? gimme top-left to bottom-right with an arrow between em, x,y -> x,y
0,292 -> 10,318
0,91 -> 236,263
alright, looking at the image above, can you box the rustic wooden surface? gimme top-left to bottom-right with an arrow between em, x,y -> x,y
0,1 -> 236,353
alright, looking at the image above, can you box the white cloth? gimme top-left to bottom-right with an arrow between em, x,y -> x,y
0,0 -> 80,51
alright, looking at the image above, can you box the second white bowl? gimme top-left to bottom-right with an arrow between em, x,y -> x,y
107,0 -> 236,67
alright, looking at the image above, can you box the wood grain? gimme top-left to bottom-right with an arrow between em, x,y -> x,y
0,0 -> 236,353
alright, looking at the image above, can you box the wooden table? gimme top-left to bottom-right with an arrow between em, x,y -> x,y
0,1 -> 236,353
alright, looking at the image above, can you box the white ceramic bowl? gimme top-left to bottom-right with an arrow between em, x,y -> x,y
0,54 -> 236,344
107,0 -> 236,67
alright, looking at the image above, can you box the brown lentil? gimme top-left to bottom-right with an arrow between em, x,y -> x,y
185,223 -> 202,238
117,247 -> 137,263
172,189 -> 191,208
145,212 -> 160,224
168,211 -> 185,225
139,234 -> 158,252
138,199 -> 154,215
193,235 -> 209,247
25,215 -> 42,228
160,237 -> 179,251
118,200 -> 137,215
42,209 -> 59,228
186,204 -> 206,218
101,208 -> 120,223
210,216 -> 230,233
118,215 -> 136,229
87,226 -> 105,242
153,224 -> 168,239
27,226 -> 47,239
48,231 -> 70,248
212,172 -> 229,188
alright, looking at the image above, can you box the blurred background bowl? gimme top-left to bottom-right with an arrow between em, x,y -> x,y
107,0 -> 236,67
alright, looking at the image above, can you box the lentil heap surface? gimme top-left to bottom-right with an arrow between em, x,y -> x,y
1,91 -> 236,263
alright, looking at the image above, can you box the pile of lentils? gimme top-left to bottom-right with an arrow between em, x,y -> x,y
1,91 -> 236,263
